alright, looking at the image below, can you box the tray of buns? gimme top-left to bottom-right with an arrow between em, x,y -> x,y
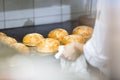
0,26 -> 93,56
0,25 -> 105,80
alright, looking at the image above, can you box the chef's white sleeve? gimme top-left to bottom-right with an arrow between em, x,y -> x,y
83,0 -> 111,74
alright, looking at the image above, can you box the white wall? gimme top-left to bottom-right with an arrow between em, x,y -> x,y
34,0 -> 62,25
0,0 -> 4,29
4,0 -> 34,28
0,0 -> 97,29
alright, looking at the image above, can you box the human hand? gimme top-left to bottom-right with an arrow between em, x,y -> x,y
62,42 -> 84,61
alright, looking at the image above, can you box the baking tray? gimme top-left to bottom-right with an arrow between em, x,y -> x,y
0,21 -> 78,42
0,21 -> 105,80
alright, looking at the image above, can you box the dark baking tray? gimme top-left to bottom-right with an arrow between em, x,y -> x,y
0,21 -> 78,42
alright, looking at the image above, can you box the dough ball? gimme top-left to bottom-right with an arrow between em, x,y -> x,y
62,35 -> 86,45
11,43 -> 30,54
0,32 -> 7,37
73,26 -> 93,41
23,33 -> 44,47
48,28 -> 69,43
0,36 -> 17,45
36,38 -> 60,53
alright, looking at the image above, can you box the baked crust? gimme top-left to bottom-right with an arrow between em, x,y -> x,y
0,32 -> 7,37
62,35 -> 86,45
36,38 -> 60,53
23,33 -> 44,47
11,43 -> 30,54
0,36 -> 17,45
73,26 -> 93,40
48,28 -> 69,43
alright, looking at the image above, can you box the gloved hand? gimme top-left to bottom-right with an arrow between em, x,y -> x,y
62,42 -> 84,61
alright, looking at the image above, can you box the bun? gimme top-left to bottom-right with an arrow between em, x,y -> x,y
36,38 -> 60,53
0,36 -> 17,45
73,26 -> 93,40
11,43 -> 29,54
0,32 -> 7,37
48,28 -> 68,43
62,35 -> 85,45
23,33 -> 44,46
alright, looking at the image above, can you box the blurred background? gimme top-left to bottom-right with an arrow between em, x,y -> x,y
0,0 -> 97,42
0,0 -> 97,28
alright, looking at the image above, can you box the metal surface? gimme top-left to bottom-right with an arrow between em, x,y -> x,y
0,21 -> 78,42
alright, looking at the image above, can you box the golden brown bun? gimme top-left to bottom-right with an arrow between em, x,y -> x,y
0,32 -> 7,37
0,36 -> 17,45
11,43 -> 30,54
48,28 -> 69,42
73,26 -> 93,40
62,35 -> 86,45
36,38 -> 60,53
23,33 -> 44,47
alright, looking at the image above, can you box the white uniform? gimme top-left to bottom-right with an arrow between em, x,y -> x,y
84,0 -> 120,76
84,0 -> 112,73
